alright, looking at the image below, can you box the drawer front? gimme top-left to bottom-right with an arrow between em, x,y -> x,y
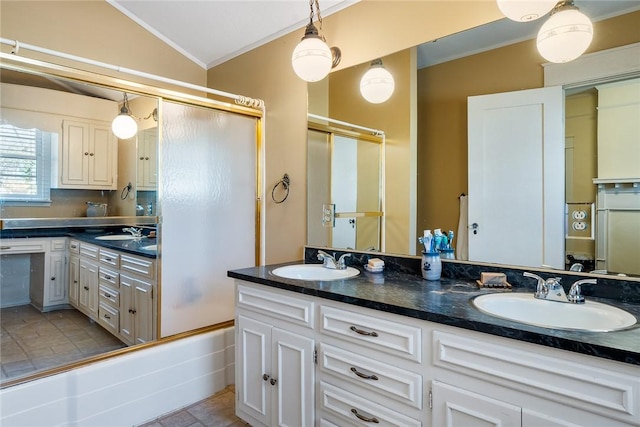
99,284 -> 119,307
69,240 -> 80,254
79,243 -> 99,259
0,239 -> 46,254
98,302 -> 119,335
99,267 -> 119,288
432,330 -> 640,422
99,249 -> 120,268
320,343 -> 423,409
320,305 -> 422,363
237,283 -> 314,328
50,238 -> 66,251
320,381 -> 422,427
120,254 -> 155,279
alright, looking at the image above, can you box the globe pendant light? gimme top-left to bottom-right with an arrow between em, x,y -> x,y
496,0 -> 557,22
292,22 -> 333,82
536,1 -> 593,63
111,93 -> 138,139
291,0 -> 341,82
360,59 -> 395,104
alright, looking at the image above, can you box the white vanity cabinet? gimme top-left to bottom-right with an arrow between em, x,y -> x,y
119,253 -> 156,345
58,120 -> 117,190
235,283 -> 316,427
0,237 -> 68,312
70,242 -> 156,345
234,280 -> 640,427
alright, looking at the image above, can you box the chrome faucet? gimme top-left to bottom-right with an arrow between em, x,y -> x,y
123,227 -> 143,238
317,250 -> 351,270
567,278 -> 597,304
523,272 -> 567,302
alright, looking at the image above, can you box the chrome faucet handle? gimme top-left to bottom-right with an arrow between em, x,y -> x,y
523,272 -> 548,299
317,250 -> 338,269
568,278 -> 597,304
337,253 -> 352,270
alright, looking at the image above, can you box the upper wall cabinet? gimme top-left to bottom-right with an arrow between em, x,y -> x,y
1,82 -> 119,191
59,120 -> 117,190
137,127 -> 157,191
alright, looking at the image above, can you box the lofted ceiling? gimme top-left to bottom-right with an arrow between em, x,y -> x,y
107,0 -> 640,72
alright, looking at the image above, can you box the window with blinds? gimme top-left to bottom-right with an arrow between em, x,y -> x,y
0,124 -> 52,204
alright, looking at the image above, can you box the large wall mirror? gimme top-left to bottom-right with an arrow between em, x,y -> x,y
307,6 -> 640,277
0,66 -> 159,385
0,56 -> 261,387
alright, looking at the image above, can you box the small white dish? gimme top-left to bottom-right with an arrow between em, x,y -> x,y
364,265 -> 384,273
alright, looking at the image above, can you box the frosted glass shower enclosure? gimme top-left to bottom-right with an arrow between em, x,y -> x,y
160,101 -> 258,337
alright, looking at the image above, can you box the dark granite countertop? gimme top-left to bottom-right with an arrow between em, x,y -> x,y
0,228 -> 156,259
228,261 -> 640,366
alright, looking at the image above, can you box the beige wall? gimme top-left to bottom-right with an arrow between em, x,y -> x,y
416,11 -> 640,255
0,1 -> 206,87
208,1 -> 502,263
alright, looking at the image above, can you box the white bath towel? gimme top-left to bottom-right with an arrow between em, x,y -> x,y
457,194 -> 469,260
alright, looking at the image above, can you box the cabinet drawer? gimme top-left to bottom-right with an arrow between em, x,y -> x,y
79,243 -> 99,259
99,248 -> 120,268
50,238 -> 66,251
0,239 -> 46,253
320,381 -> 422,427
99,284 -> 119,307
98,302 -> 119,335
69,240 -> 80,254
99,266 -> 119,288
320,343 -> 423,409
320,305 -> 422,363
120,254 -> 155,279
237,283 -> 314,328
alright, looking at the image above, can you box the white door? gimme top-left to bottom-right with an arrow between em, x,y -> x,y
237,315 -> 271,426
272,328 -> 315,427
432,381 -> 521,427
332,135 -> 358,249
468,86 -> 564,269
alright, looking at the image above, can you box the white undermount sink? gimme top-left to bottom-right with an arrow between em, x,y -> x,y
271,264 -> 360,281
95,235 -> 140,241
141,244 -> 157,251
472,293 -> 637,332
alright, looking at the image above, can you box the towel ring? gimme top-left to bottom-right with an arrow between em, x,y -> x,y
120,182 -> 132,200
272,174 -> 290,204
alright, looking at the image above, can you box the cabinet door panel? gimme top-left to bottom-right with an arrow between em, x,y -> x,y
62,121 -> 89,185
237,315 -> 271,426
68,255 -> 80,307
273,327 -> 314,427
134,279 -> 153,344
432,381 -> 520,427
47,253 -> 67,305
89,124 -> 113,186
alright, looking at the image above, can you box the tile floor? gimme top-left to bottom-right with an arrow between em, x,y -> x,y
0,304 -> 126,381
138,386 -> 249,427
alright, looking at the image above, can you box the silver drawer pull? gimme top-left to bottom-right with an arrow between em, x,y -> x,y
103,314 -> 111,319
104,275 -> 112,280
1,246 -> 11,250
350,326 -> 378,337
270,378 -> 277,386
105,293 -> 112,298
104,258 -> 112,262
84,286 -> 89,290
351,408 -> 379,423
350,367 -> 379,381
262,374 -> 270,381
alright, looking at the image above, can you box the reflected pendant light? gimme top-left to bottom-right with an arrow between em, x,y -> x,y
536,1 -> 593,63
496,0 -> 557,22
360,59 -> 395,104
111,93 -> 138,139
291,22 -> 333,82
